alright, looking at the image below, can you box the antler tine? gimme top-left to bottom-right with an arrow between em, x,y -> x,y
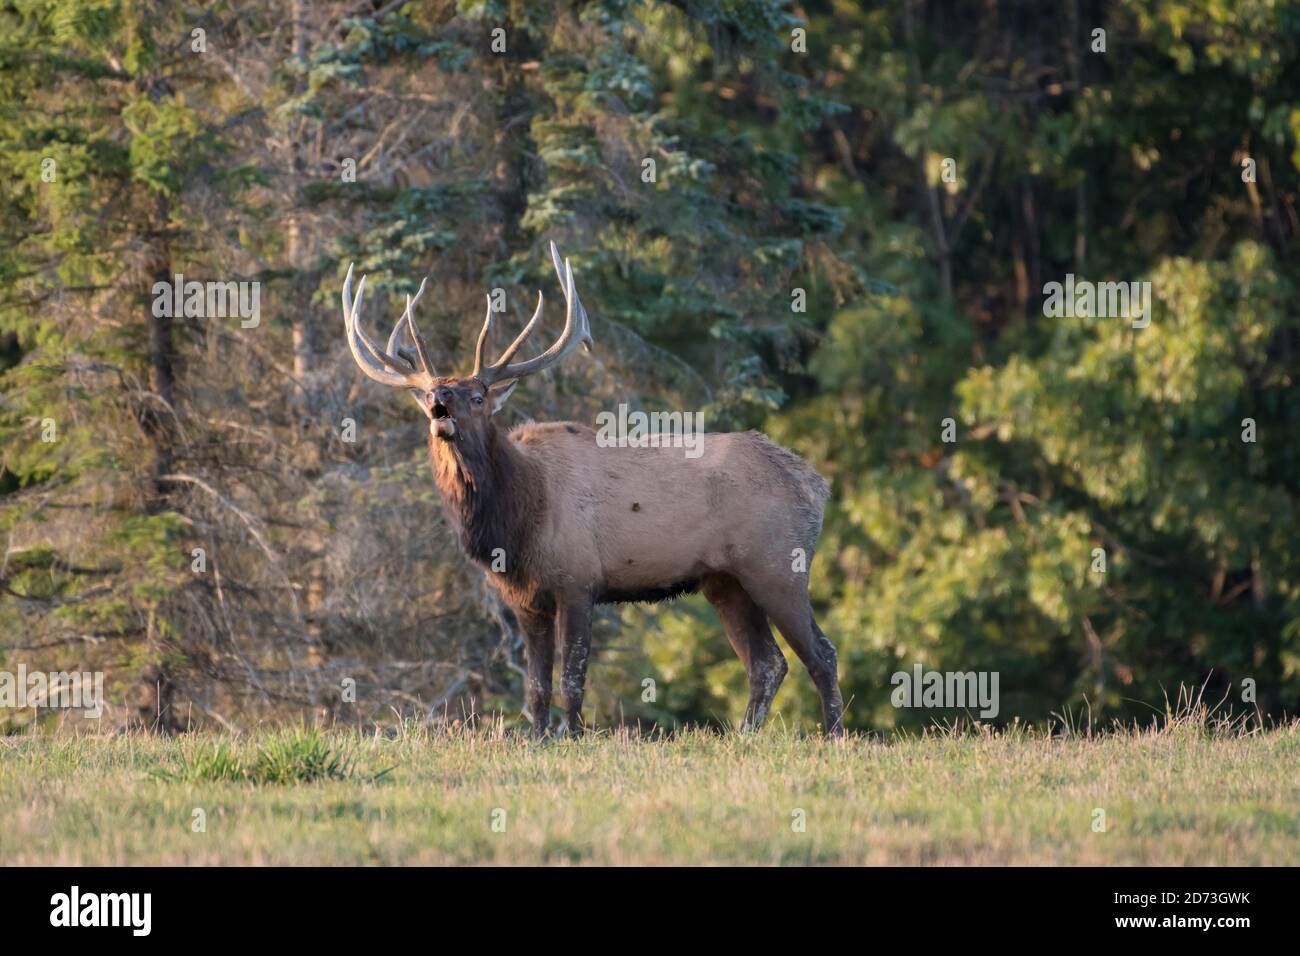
400,277 -> 437,376
384,316 -> 426,373
383,279 -> 434,374
384,310 -> 409,358
550,241 -> 592,357
475,292 -> 546,383
494,291 -> 545,368
384,292 -> 413,366
343,268 -> 403,383
353,278 -> 424,375
471,294 -> 494,377
477,242 -> 592,385
341,263 -> 436,389
550,240 -> 592,350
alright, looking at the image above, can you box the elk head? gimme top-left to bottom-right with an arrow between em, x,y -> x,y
339,241 -> 592,449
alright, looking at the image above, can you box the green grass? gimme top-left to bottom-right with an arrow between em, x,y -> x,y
2,711 -> 1298,865
152,726 -> 388,785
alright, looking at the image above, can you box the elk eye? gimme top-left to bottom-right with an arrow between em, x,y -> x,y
472,394 -> 484,406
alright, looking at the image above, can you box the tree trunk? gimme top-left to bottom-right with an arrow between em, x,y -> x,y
138,187 -> 181,733
288,0 -> 315,410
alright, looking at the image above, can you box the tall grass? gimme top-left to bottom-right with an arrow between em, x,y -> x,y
155,726 -> 392,785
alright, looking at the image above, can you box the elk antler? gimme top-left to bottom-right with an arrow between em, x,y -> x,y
341,242 -> 591,392
472,241 -> 593,386
341,264 -> 438,390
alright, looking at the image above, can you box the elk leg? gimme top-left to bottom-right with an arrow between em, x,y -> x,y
702,574 -> 787,732
749,586 -> 844,736
805,614 -> 845,736
518,610 -> 555,739
557,590 -> 594,737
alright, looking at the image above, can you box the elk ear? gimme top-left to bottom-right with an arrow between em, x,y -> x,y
408,388 -> 429,413
488,379 -> 517,414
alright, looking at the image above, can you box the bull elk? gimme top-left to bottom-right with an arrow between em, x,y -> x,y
340,242 -> 843,736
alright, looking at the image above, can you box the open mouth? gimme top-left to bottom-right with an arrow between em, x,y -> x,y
431,401 -> 456,438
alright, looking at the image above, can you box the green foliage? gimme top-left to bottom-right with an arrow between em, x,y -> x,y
2,0 -> 1298,735
631,0 -> 1300,731
0,0 -> 230,713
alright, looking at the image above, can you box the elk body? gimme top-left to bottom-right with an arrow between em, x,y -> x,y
341,243 -> 843,736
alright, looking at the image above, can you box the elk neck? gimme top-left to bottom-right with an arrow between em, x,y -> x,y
428,421 -> 542,574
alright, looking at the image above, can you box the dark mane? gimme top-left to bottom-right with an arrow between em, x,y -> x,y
429,426 -> 542,580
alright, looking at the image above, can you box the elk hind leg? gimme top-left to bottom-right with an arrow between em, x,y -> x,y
702,574 -> 788,732
745,579 -> 843,736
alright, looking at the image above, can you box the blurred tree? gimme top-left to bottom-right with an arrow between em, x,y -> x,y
0,0 -> 236,728
760,0 -> 1300,729
1,0 -> 1297,734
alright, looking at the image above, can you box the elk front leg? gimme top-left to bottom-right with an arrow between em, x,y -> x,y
557,590 -> 594,737
518,610 -> 555,739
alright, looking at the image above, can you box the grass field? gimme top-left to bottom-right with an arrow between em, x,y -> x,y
2,711 -> 1298,866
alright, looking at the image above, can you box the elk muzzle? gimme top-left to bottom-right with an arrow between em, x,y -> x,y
430,387 -> 456,439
